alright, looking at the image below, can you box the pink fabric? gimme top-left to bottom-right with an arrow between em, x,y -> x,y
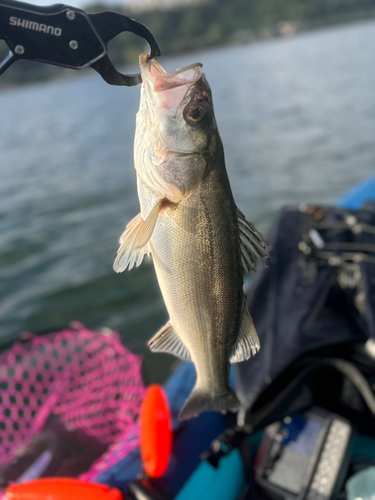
0,323 -> 145,478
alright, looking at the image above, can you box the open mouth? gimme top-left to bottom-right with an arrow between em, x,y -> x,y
140,54 -> 202,93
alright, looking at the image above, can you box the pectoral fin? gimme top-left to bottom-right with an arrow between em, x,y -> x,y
113,199 -> 163,273
148,321 -> 191,361
132,199 -> 163,250
237,208 -> 269,273
230,303 -> 260,363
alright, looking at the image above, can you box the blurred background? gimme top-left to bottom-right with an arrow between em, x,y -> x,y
0,0 -> 374,383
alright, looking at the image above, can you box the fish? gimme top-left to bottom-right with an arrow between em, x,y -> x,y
114,54 -> 268,420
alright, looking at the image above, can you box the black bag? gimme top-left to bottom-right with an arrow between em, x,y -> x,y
235,204 -> 375,414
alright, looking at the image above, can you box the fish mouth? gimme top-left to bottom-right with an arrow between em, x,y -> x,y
140,54 -> 203,93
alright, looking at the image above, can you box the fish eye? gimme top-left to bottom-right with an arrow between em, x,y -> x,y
184,104 -> 205,124
190,107 -> 203,121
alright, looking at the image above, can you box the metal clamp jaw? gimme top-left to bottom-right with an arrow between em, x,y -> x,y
0,0 -> 161,85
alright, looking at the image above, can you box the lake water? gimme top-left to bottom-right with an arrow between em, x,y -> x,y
1,20 -> 375,382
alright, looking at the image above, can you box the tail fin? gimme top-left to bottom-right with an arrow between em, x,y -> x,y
179,387 -> 240,420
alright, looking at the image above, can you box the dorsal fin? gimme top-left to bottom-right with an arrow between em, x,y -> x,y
230,302 -> 260,363
237,208 -> 269,274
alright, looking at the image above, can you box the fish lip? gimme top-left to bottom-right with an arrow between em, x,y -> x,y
169,151 -> 194,157
139,53 -> 166,82
140,54 -> 203,91
164,151 -> 200,159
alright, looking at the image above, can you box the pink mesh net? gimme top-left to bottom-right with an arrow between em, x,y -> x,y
0,323 -> 145,483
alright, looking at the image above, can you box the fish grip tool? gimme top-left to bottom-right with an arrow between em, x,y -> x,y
0,0 -> 161,85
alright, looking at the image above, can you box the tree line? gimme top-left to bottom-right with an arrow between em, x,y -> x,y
1,0 -> 375,87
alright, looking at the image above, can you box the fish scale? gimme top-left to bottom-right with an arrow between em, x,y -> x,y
151,180 -> 240,393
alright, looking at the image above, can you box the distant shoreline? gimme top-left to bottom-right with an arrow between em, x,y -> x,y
1,7 -> 375,91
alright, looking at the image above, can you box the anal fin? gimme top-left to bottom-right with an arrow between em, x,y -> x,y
113,199 -> 163,273
230,303 -> 260,363
148,321 -> 191,361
